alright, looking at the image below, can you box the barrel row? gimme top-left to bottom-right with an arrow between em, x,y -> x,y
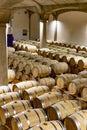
38,49 -> 87,73
8,51 -> 69,83
0,84 -> 84,130
55,71 -> 87,108
47,41 -> 87,53
13,40 -> 87,74
11,71 -> 87,103
13,40 -> 40,49
13,40 -> 38,53
65,110 -> 87,130
0,99 -> 81,130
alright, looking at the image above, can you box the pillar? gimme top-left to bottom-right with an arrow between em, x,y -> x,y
28,11 -> 33,40
0,24 -> 8,85
54,20 -> 57,41
40,18 -> 47,48
53,13 -> 58,41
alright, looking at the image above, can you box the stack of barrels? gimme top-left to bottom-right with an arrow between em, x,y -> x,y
8,50 -> 69,84
56,70 -> 87,109
6,40 -> 87,130
13,41 -> 38,53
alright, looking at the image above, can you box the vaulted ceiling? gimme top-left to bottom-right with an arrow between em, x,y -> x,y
1,0 -> 87,23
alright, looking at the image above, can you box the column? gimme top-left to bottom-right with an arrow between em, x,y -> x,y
54,20 -> 57,41
53,13 -> 58,41
0,24 -> 8,85
40,19 -> 47,48
28,11 -> 33,40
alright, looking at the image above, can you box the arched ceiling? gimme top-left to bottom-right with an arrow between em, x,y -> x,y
0,0 -> 87,23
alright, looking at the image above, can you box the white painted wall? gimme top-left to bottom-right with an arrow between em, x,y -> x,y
11,9 -> 87,46
47,14 -> 57,41
12,10 -> 39,41
31,13 -> 40,40
12,9 -> 29,40
57,11 -> 87,46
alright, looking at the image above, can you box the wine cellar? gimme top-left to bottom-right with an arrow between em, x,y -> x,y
0,0 -> 87,130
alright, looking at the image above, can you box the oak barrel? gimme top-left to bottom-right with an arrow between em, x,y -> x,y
15,71 -> 22,80
0,100 -> 32,124
13,80 -> 38,94
0,86 -> 11,94
51,62 -> 68,74
8,69 -> 15,83
11,108 -> 47,130
22,86 -> 49,101
80,86 -> 87,101
39,77 -> 55,90
68,78 -> 87,95
63,91 -> 75,101
18,61 -> 26,72
56,74 -> 78,89
78,70 -> 87,78
76,97 -> 87,109
47,100 -> 81,120
0,92 -> 20,106
33,91 -> 62,109
28,120 -> 65,130
32,65 -> 51,78
64,110 -> 87,130
24,62 -> 40,75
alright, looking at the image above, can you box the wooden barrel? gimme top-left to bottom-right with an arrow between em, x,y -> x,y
51,86 -> 63,93
8,57 -> 14,67
12,59 -> 19,69
24,62 -> 34,75
18,61 -> 26,72
80,86 -> 87,101
60,55 -> 68,62
32,65 -> 51,78
8,83 -> 14,91
78,59 -> 84,70
13,80 -> 38,94
8,69 -> 15,83
22,86 -> 49,101
51,62 -> 68,74
33,91 -> 63,109
20,44 -> 25,50
25,45 -> 37,53
69,56 -> 81,67
12,79 -> 20,84
63,91 -> 75,101
0,86 -> 11,94
68,78 -> 87,95
78,70 -> 87,78
24,62 -> 40,75
64,110 -> 87,130
83,59 -> 87,69
8,46 -> 15,52
76,97 -> 87,109
56,74 -> 78,89
28,120 -> 65,130
0,100 -> 32,124
11,108 -> 47,130
39,77 -> 55,90
15,71 -> 22,80
0,92 -> 21,106
53,54 -> 59,60
21,73 -> 29,81
47,100 -> 81,120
